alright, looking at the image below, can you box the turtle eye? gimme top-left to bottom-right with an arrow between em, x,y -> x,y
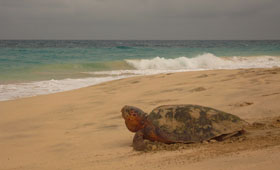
130,111 -> 136,116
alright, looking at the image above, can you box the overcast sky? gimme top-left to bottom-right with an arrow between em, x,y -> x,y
1,0 -> 280,40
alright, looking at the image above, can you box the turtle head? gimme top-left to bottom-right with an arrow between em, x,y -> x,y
121,105 -> 147,132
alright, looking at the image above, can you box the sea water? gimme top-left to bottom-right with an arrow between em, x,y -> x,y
1,40 -> 280,101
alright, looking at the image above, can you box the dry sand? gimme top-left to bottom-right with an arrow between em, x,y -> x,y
0,68 -> 280,170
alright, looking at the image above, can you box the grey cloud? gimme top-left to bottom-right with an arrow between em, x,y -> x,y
0,0 -> 279,39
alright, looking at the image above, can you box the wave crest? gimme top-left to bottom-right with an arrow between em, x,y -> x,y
125,53 -> 280,70
2,53 -> 280,101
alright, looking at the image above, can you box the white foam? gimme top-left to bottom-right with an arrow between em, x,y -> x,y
85,69 -> 187,76
1,53 -> 280,101
0,76 -> 129,101
87,54 -> 280,77
125,53 -> 280,70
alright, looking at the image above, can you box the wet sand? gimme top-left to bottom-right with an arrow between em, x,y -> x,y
1,68 -> 280,170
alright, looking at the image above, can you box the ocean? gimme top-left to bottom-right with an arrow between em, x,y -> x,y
1,40 -> 280,101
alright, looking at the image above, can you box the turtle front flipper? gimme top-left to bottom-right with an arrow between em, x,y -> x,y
133,130 -> 146,151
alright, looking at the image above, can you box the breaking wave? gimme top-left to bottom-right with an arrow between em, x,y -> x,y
1,53 -> 280,101
125,53 -> 280,70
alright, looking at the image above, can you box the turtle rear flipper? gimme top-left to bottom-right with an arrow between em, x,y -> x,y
213,130 -> 245,141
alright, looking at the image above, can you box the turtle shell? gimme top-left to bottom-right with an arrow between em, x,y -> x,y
147,105 -> 247,143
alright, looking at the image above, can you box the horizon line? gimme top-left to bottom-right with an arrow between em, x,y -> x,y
1,39 -> 280,41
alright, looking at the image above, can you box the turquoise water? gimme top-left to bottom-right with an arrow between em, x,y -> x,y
0,40 -> 280,101
1,40 -> 280,83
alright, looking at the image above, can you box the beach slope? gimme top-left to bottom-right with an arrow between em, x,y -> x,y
1,68 -> 280,170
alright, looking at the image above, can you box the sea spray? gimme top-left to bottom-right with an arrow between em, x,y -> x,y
125,53 -> 280,71
87,54 -> 280,77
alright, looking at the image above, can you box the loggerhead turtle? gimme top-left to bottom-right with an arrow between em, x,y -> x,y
121,104 -> 247,151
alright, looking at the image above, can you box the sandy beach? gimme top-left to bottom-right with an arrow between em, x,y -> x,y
1,68 -> 280,170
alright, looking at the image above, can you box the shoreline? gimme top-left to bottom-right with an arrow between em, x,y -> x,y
1,67 -> 280,170
1,66 -> 280,102
1,53 -> 280,101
